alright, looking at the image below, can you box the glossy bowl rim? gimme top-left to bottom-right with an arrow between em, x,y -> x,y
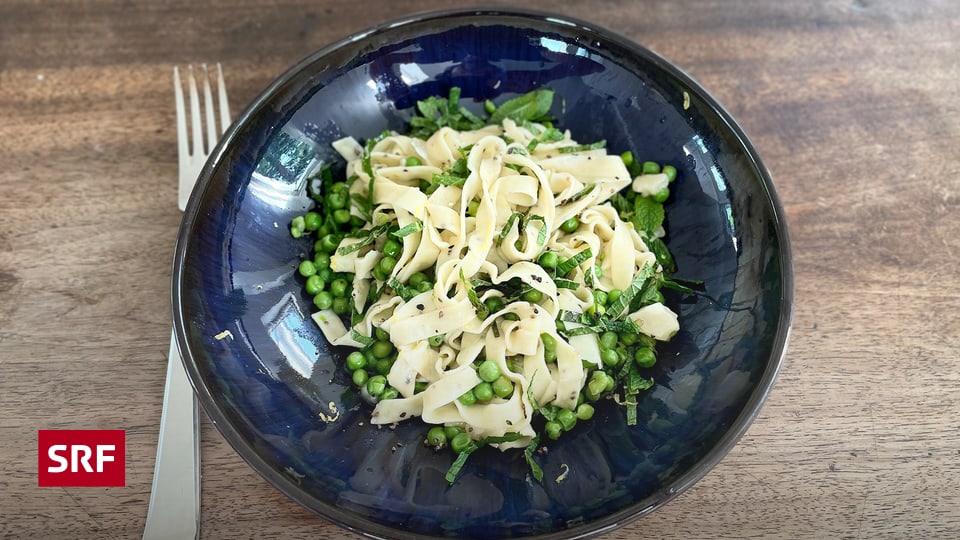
172,7 -> 794,539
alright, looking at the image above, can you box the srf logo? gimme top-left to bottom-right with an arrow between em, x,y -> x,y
38,430 -> 126,487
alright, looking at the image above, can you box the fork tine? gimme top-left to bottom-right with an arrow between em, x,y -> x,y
215,63 -> 231,135
187,65 -> 203,159
173,67 -> 188,171
201,64 -> 218,155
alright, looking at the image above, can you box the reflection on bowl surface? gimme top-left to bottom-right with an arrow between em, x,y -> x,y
173,8 -> 792,539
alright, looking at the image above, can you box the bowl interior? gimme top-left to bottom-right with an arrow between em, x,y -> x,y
174,9 -> 791,539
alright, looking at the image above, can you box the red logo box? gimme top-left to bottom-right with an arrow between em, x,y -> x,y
38,430 -> 126,487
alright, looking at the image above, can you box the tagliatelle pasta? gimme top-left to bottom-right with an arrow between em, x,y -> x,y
290,88 -> 685,482
320,120 -> 675,446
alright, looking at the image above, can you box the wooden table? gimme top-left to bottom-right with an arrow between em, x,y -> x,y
2,0 -> 958,537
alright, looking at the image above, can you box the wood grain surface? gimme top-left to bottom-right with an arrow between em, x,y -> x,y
1,0 -> 959,538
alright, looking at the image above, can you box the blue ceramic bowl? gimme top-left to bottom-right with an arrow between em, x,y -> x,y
173,8 -> 792,539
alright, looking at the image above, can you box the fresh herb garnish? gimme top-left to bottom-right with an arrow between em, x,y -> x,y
392,219 -> 423,238
410,87 -> 487,139
632,196 -> 666,236
445,432 -> 524,483
489,88 -> 555,125
556,247 -> 593,277
460,269 -> 489,320
411,87 -> 555,140
387,277 -> 417,302
558,139 -> 606,154
336,222 -> 391,256
605,263 -> 656,319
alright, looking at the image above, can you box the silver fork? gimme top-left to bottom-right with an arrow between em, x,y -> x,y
144,64 -> 231,540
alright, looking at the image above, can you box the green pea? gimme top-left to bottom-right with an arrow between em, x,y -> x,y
352,368 -> 368,387
484,99 -> 497,114
458,389 -> 477,406
601,348 -> 619,367
382,238 -> 402,258
316,267 -> 333,283
620,331 -> 638,346
603,371 -> 616,392
374,326 -> 389,341
428,334 -> 444,347
372,340 -> 393,359
313,291 -> 333,310
379,255 -> 397,274
375,358 -> 392,376
290,216 -> 305,238
320,233 -> 340,253
313,252 -> 331,270
492,376 -> 514,398
291,216 -> 307,232
557,408 -> 577,431
544,347 -> 557,363
522,288 -> 543,303
653,187 -> 670,203
333,208 -> 351,225
606,288 -> 622,305
593,290 -> 608,307
537,251 -> 559,270
443,425 -> 464,440
346,351 -> 366,371
477,360 -> 501,383
620,150 -> 635,167
662,164 -> 677,182
586,303 -> 605,317
416,280 -> 433,293
600,331 -> 618,350
450,432 -> 473,453
298,260 -> 317,277
314,238 -> 326,254
544,421 -> 563,440
426,426 -> 447,448
332,297 -> 350,315
330,181 -> 349,193
372,266 -> 387,282
484,296 -> 505,314
586,372 -> 608,401
466,200 -> 480,217
330,278 -> 349,298
541,333 -> 558,352
349,216 -> 366,230
303,211 -> 321,231
635,347 -> 657,368
380,387 -> 399,400
403,156 -> 422,167
305,275 -> 325,295
641,161 -> 661,174
474,382 -> 494,403
576,403 -> 595,421
366,375 -> 387,397
409,272 -> 428,287
326,191 -> 347,210
559,216 -> 580,234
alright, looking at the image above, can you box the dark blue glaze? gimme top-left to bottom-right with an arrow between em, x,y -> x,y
173,8 -> 792,540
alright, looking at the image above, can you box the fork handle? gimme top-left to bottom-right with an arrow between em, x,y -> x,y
143,332 -> 200,540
